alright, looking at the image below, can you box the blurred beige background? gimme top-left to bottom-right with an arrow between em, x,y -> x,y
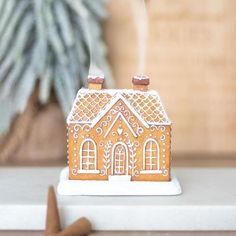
104,0 -> 236,154
2,0 -> 236,163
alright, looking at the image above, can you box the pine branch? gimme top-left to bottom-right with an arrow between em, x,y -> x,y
0,0 -> 114,134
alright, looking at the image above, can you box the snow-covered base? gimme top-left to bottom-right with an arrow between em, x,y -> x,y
57,167 -> 182,196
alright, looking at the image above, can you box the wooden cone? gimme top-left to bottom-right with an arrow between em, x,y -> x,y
45,186 -> 61,236
58,217 -> 92,236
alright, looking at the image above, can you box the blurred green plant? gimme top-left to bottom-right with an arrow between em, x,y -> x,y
0,0 -> 113,134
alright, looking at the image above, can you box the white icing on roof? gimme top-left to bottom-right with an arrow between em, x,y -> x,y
67,88 -> 171,125
88,75 -> 104,79
133,75 -> 149,80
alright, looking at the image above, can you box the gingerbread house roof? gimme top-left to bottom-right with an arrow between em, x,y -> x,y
67,89 -> 171,126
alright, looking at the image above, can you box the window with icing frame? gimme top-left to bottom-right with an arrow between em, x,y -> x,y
78,138 -> 100,174
140,138 -> 162,174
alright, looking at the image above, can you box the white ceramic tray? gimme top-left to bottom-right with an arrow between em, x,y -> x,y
57,167 -> 182,196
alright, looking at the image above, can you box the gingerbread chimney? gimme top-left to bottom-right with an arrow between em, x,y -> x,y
87,75 -> 104,90
132,75 -> 150,91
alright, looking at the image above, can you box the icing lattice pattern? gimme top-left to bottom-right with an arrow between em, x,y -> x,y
123,93 -> 169,124
70,92 -> 112,122
68,89 -> 171,125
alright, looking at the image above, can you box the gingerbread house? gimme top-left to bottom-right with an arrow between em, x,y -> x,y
67,75 -> 172,182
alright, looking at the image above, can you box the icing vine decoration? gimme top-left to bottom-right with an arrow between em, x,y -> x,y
127,139 -> 139,177
100,140 -> 112,176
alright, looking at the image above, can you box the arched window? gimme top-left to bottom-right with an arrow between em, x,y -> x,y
78,139 -> 99,173
111,142 -> 128,175
141,138 -> 160,173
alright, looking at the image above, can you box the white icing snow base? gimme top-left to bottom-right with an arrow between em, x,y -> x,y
57,167 -> 182,196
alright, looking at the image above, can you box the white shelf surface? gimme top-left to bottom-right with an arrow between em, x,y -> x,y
0,167 -> 236,231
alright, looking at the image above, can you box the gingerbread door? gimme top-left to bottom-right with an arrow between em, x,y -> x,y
111,142 -> 128,175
